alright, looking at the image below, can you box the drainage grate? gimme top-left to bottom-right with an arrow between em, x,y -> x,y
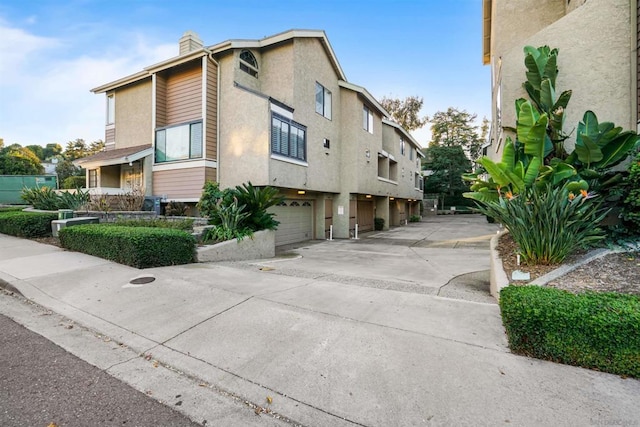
129,276 -> 156,285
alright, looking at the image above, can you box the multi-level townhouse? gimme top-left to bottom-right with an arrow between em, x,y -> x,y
77,30 -> 424,245
482,0 -> 638,160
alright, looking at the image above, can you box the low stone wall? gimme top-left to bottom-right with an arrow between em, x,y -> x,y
197,229 -> 275,262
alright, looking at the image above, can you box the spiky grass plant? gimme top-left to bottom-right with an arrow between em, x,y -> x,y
476,184 -> 607,265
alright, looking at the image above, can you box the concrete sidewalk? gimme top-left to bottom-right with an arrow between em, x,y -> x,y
1,216 -> 639,426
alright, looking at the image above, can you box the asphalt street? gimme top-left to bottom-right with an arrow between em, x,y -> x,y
0,313 -> 201,427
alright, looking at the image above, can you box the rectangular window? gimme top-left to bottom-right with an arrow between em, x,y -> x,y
315,82 -> 332,119
363,105 -> 373,133
271,113 -> 306,161
88,169 -> 97,188
155,121 -> 203,163
106,94 -> 115,125
409,147 -> 414,160
400,138 -> 406,156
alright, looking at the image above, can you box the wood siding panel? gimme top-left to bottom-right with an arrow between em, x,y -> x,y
105,127 -> 115,144
166,65 -> 202,126
205,167 -> 216,183
156,75 -> 167,128
206,60 -> 218,160
152,167 -> 205,199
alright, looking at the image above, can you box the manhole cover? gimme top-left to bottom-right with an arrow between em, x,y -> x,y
129,276 -> 156,285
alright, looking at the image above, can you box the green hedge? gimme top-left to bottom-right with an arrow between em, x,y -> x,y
500,285 -> 640,378
59,224 -> 196,268
0,210 -> 57,238
111,218 -> 194,231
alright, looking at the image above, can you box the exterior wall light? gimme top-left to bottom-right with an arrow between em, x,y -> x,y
297,190 -> 306,195
365,194 -> 372,199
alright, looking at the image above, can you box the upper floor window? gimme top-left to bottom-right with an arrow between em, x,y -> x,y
363,105 -> 373,133
315,82 -> 332,119
409,147 -> 414,160
400,138 -> 406,156
239,50 -> 258,78
106,94 -> 115,125
155,120 -> 203,163
271,113 -> 306,162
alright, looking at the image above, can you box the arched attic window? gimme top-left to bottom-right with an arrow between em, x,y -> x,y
239,50 -> 258,77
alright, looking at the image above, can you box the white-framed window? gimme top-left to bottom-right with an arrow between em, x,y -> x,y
363,105 -> 373,133
409,147 -> 414,160
315,82 -> 332,119
106,94 -> 115,125
271,113 -> 306,161
400,138 -> 406,156
155,120 -> 203,163
239,50 -> 258,78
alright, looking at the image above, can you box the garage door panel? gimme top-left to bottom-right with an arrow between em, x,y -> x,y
270,200 -> 313,246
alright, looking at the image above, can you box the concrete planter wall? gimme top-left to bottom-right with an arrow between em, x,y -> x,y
489,231 -> 510,301
197,229 -> 275,262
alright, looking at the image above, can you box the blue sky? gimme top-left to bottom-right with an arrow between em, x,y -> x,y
0,0 -> 489,149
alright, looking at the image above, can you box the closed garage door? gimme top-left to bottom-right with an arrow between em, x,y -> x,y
270,200 -> 314,246
357,200 -> 374,232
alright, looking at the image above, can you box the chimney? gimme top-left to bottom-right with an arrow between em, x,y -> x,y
179,31 -> 203,55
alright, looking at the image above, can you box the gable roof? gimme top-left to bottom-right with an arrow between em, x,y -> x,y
74,144 -> 153,168
338,81 -> 389,117
91,29 -> 346,94
209,29 -> 346,81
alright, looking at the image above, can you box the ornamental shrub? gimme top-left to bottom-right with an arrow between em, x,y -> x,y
0,210 -> 57,237
474,183 -> 606,264
622,152 -> 640,234
374,217 -> 385,230
59,224 -> 196,268
500,285 -> 640,378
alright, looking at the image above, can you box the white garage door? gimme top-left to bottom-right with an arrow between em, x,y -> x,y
270,200 -> 313,246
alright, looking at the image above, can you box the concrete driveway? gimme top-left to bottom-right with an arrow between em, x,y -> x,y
1,214 -> 639,426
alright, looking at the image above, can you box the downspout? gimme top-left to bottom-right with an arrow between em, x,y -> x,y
207,52 -> 221,184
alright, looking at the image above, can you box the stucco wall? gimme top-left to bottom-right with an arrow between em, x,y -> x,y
218,54 -> 270,189
114,79 -> 152,149
490,0 -> 634,159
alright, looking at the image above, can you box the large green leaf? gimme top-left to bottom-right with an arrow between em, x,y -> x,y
550,162 -> 577,185
517,102 -> 548,159
574,134 -> 603,165
540,79 -> 555,112
463,189 -> 499,204
479,157 -> 512,187
595,132 -> 640,168
523,156 -> 541,186
500,138 -> 516,171
543,51 -> 558,87
524,49 -> 542,90
505,170 -> 525,192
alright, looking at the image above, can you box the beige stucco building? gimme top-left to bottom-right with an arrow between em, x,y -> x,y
77,30 -> 424,245
483,0 -> 638,160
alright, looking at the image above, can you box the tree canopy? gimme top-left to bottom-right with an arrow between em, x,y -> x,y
429,107 -> 486,162
422,145 -> 472,196
380,96 -> 429,132
0,143 -> 44,175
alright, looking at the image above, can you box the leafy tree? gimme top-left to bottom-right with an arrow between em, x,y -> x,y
423,145 -> 472,196
64,139 -> 90,161
26,145 -> 45,161
380,96 -> 428,132
56,158 -> 83,184
43,143 -> 63,160
88,139 -> 105,154
429,107 -> 485,161
0,143 -> 44,175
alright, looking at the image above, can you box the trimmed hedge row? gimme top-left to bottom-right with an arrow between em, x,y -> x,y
0,210 -> 57,238
59,224 -> 196,268
500,285 -> 640,378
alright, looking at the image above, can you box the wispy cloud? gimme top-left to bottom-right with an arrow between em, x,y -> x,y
0,21 -> 175,146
